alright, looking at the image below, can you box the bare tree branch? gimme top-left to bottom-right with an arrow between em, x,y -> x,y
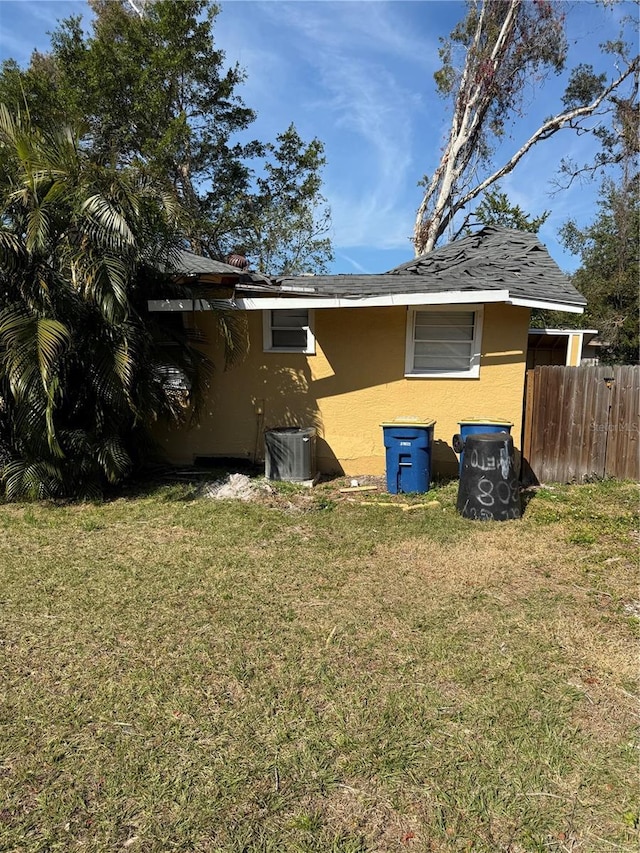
454,59 -> 639,214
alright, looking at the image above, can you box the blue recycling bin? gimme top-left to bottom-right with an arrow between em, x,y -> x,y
381,419 -> 435,494
453,418 -> 513,475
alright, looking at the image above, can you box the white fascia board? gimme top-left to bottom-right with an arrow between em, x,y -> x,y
235,289 -> 511,310
148,299 -> 228,311
528,327 -> 598,335
508,297 -> 584,313
149,291 -> 584,314
148,299 -> 193,311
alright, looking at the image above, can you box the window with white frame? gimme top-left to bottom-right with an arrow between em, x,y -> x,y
263,308 -> 315,354
405,305 -> 483,378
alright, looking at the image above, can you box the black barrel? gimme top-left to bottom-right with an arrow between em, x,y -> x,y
456,433 -> 521,521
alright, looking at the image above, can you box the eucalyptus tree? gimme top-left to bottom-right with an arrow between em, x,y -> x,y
414,0 -> 639,255
0,107 -> 243,500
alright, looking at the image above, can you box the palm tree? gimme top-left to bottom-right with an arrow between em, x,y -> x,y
0,106 -> 245,500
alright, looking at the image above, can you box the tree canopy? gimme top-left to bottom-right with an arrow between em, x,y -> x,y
0,0 -> 332,274
238,125 -> 332,275
559,178 -> 639,365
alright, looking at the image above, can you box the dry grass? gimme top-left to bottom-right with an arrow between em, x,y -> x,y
0,477 -> 638,852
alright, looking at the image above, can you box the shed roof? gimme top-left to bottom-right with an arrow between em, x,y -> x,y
173,250 -> 240,276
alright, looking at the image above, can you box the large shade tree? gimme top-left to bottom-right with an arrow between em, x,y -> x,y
559,177 -> 639,365
238,124 -> 332,275
0,107 -> 244,500
0,0 -> 333,274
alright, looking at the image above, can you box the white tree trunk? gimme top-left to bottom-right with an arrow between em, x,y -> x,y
413,0 -> 638,256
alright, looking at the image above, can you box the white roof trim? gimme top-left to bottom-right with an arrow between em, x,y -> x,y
148,290 -> 585,314
235,290 -> 510,310
148,299 -> 234,311
508,297 -> 584,313
528,328 -> 598,335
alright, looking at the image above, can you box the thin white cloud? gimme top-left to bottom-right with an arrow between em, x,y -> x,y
3,0 -> 85,30
317,56 -> 419,246
242,2 -> 427,249
262,0 -> 441,72
0,30 -> 36,60
0,1 -> 91,64
216,2 -> 427,250
336,252 -> 372,274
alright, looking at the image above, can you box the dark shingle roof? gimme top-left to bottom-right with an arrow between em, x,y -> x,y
173,250 -> 241,276
272,227 -> 586,309
171,250 -> 272,286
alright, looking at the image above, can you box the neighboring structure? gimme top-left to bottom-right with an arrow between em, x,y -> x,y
527,328 -> 600,368
150,227 -> 586,477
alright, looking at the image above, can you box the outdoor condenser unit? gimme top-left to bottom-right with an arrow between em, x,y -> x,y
264,427 -> 316,482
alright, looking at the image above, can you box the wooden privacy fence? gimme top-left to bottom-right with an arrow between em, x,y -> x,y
522,366 -> 640,483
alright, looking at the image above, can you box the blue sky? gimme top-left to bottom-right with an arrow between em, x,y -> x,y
0,0 -> 636,274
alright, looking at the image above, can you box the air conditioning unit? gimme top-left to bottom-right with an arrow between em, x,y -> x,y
264,427 -> 316,482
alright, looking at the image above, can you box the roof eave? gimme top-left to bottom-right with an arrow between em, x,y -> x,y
528,327 -> 598,335
148,291 -> 585,314
147,298 -> 237,312
507,296 -> 585,314
235,289 -> 512,310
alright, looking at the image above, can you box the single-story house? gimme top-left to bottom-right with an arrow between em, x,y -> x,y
149,226 -> 586,478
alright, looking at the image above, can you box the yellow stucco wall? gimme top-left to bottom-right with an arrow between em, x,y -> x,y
156,302 -> 530,477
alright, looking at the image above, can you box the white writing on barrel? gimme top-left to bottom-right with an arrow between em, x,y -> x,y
458,434 -> 521,522
469,446 -> 511,478
473,476 -> 520,508
461,500 -> 520,521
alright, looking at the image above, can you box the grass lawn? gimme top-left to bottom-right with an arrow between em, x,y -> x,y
1,476 -> 638,852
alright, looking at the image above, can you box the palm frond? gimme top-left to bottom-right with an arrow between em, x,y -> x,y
71,251 -> 129,323
81,194 -> 135,247
0,230 -> 26,273
24,204 -> 51,254
10,397 -> 49,456
34,317 -> 70,391
0,106 -> 228,501
96,435 -> 132,484
214,308 -> 250,369
2,458 -> 64,501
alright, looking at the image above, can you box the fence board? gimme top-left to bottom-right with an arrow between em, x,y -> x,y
522,365 -> 640,483
606,366 -> 640,480
586,368 -> 610,480
523,370 -> 536,465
